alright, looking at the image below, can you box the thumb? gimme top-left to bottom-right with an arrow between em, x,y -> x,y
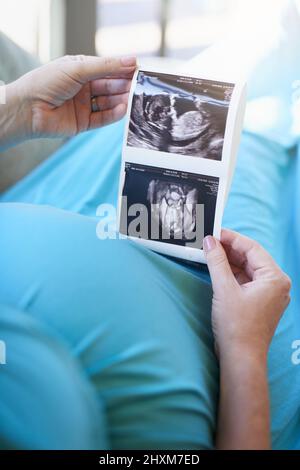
59,55 -> 137,83
203,236 -> 236,295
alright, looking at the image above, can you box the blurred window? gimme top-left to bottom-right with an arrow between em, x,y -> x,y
0,0 -> 287,62
0,0 -> 62,62
0,0 -> 41,56
96,0 -> 238,59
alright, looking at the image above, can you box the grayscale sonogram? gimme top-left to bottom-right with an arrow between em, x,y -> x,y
147,180 -> 198,241
120,163 -> 219,247
127,71 -> 234,161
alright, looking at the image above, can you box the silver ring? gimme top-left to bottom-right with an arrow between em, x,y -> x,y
91,96 -> 100,113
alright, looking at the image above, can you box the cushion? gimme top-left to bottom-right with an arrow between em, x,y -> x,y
0,32 -> 64,192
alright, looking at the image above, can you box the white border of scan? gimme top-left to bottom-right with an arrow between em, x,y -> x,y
118,64 -> 247,264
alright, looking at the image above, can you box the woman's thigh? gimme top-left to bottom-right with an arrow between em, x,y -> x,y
0,203 -> 217,450
0,304 -> 107,449
1,129 -> 299,448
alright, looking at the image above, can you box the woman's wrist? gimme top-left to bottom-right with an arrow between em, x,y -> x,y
0,80 -> 32,149
217,345 -> 270,450
219,341 -> 268,370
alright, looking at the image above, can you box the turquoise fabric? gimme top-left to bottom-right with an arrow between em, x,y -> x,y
0,305 -> 107,450
0,117 -> 299,450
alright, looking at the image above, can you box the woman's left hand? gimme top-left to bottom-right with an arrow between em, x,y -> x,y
5,54 -> 136,142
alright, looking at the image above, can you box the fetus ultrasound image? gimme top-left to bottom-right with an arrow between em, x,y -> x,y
120,163 -> 219,247
127,71 -> 234,161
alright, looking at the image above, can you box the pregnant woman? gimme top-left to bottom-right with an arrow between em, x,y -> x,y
0,55 -> 298,450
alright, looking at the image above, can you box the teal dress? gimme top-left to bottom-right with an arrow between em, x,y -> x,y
1,43 -> 300,448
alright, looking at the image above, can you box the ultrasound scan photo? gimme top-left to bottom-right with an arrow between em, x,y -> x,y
120,163 -> 219,247
147,180 -> 198,241
127,71 -> 234,161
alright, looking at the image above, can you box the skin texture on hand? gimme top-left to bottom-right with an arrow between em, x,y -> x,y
0,54 -> 137,148
203,229 -> 291,359
203,229 -> 292,450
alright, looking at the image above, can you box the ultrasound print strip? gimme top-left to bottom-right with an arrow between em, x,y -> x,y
128,71 -> 234,161
120,163 -> 219,248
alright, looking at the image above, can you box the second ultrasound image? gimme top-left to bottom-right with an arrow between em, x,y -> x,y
128,71 -> 234,161
120,163 -> 219,247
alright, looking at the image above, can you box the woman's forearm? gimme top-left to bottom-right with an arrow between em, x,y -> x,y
0,81 -> 31,150
216,346 -> 271,450
204,231 -> 290,450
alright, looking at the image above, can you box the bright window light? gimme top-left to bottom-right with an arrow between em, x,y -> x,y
0,0 -> 289,62
0,0 -> 41,55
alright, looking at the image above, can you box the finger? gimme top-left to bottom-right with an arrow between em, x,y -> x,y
222,240 -> 246,268
221,239 -> 253,278
89,103 -> 127,130
102,70 -> 136,79
91,78 -> 132,96
95,93 -> 129,112
221,229 -> 278,279
233,269 -> 251,285
59,55 -> 137,83
228,261 -> 251,284
203,235 -> 238,295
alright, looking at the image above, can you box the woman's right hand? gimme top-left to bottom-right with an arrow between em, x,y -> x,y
203,229 -> 291,361
204,229 -> 292,450
1,55 -> 136,149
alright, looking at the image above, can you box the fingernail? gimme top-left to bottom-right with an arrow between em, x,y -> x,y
121,56 -> 137,67
203,236 -> 217,253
